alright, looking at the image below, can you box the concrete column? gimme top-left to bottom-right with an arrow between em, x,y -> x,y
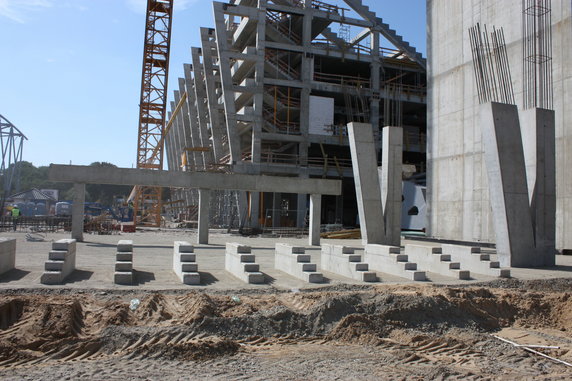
480,102 -> 535,267
380,126 -> 403,246
71,183 -> 85,242
250,192 -> 260,228
198,189 -> 210,244
272,192 -> 281,228
296,193 -> 307,228
370,30 -> 381,150
309,194 -> 321,246
347,122 -> 386,244
520,108 -> 556,266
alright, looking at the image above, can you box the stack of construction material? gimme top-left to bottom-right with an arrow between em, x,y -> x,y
321,244 -> 376,282
225,243 -> 264,284
173,241 -> 200,285
114,240 -> 133,285
274,243 -> 323,283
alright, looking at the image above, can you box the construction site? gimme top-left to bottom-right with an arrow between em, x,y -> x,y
0,0 -> 571,379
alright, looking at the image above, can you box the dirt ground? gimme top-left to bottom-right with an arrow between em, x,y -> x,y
1,279 -> 571,380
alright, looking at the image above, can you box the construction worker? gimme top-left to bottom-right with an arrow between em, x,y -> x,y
11,205 -> 20,231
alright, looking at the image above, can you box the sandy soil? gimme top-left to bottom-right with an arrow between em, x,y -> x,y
0,279 -> 571,380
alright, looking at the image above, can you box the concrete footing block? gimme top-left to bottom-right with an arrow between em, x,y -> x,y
274,243 -> 323,283
441,244 -> 511,278
225,243 -> 265,284
320,244 -> 376,282
173,241 -> 201,285
41,239 -> 77,285
404,244 -> 470,280
364,244 -> 427,281
114,240 -> 133,285
0,238 -> 16,276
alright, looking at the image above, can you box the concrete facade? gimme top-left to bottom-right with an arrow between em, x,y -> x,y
427,0 -> 572,251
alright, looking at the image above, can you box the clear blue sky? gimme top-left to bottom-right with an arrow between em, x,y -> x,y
0,0 -> 426,169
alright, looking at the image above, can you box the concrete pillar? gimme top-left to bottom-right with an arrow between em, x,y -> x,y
250,192 -> 260,228
71,183 -> 85,242
272,192 -> 281,228
480,102 -> 535,267
520,108 -> 556,266
296,193 -> 307,228
347,122 -> 386,244
309,194 -> 322,246
380,126 -> 403,246
198,189 -> 210,244
370,30 -> 381,150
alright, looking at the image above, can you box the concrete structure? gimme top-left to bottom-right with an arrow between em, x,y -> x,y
165,0 -> 427,232
348,122 -> 403,246
48,164 -> 340,245
274,243 -> 323,282
114,240 -> 133,285
0,238 -> 16,276
225,243 -> 265,284
441,244 -> 510,278
404,244 -> 470,280
41,239 -> 76,285
173,241 -> 200,285
427,0 -> 571,253
363,244 -> 426,281
320,244 -> 376,282
71,183 -> 85,242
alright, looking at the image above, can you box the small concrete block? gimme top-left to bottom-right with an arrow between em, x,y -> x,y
115,262 -> 133,272
114,271 -> 133,285
179,253 -> 196,262
243,263 -> 259,272
404,262 -> 417,270
438,254 -> 451,261
117,240 -> 133,252
336,246 -> 355,255
182,272 -> 201,285
347,254 -> 362,262
478,254 -> 491,261
45,260 -> 64,271
49,250 -> 68,260
498,269 -> 511,278
409,271 -> 427,281
352,263 -> 369,271
275,243 -> 305,254
181,263 -> 199,272
226,243 -> 251,254
305,272 -> 323,283
175,241 -> 194,253
448,262 -> 460,269
239,254 -> 256,263
116,252 -> 133,261
455,270 -> 471,280
295,254 -> 311,263
301,263 -> 317,272
246,272 -> 265,284
360,271 -> 377,282
395,254 -> 409,262
489,261 -> 500,268
52,239 -> 76,252
41,271 -> 63,285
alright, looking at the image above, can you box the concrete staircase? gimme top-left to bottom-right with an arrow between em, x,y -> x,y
173,241 -> 201,285
364,244 -> 426,281
320,244 -> 376,282
404,244 -> 470,280
442,244 -> 511,278
114,240 -> 134,285
41,239 -> 76,285
275,243 -> 323,283
225,243 -> 265,284
342,0 -> 426,68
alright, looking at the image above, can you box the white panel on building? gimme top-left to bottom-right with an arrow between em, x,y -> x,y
309,95 -> 334,135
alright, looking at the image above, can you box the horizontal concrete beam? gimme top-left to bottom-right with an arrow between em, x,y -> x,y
48,164 -> 342,196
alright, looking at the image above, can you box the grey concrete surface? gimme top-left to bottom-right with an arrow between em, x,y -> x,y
0,230 -> 570,290
404,244 -> 470,280
274,243 -> 323,283
0,238 -> 16,276
320,244 -> 377,282
173,241 -> 200,285
364,244 -> 426,281
41,239 -> 77,285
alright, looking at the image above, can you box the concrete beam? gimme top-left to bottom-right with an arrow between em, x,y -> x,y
48,165 -> 342,195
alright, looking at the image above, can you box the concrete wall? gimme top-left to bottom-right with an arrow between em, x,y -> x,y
427,0 -> 572,250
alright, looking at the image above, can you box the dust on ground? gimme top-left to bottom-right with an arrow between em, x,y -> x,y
0,279 -> 571,380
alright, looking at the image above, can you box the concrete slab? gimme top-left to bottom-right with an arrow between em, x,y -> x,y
364,244 -> 426,281
320,244 -> 377,282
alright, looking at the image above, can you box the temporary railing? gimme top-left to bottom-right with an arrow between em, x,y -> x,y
266,10 -> 302,44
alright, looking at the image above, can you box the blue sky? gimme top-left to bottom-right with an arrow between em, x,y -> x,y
0,0 -> 426,169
